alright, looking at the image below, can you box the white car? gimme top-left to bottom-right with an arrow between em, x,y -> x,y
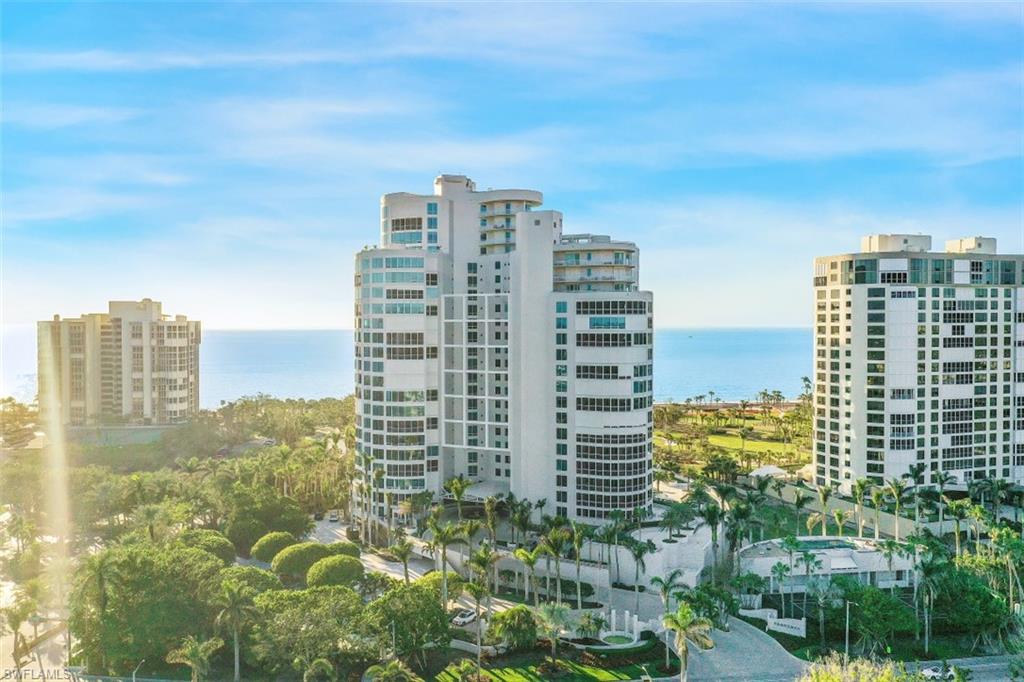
451,609 -> 476,626
920,666 -> 955,680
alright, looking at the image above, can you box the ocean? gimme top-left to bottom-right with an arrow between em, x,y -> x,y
2,327 -> 811,408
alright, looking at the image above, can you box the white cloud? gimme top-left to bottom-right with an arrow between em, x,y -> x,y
573,196 -> 1024,327
2,187 -> 155,225
2,103 -> 140,128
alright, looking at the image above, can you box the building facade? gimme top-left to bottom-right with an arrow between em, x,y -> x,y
353,175 -> 654,523
739,537 -> 914,594
38,299 -> 201,426
813,235 -> 1024,490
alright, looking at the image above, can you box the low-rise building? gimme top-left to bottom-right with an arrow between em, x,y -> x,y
738,536 -> 914,594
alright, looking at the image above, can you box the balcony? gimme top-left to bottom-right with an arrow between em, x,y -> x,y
554,258 -> 634,267
553,273 -> 637,283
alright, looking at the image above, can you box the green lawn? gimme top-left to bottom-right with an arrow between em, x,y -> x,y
707,433 -> 793,455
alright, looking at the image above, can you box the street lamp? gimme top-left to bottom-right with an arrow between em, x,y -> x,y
132,659 -> 146,682
844,601 -> 859,658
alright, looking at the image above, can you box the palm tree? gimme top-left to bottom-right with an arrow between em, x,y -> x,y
879,539 -> 901,594
815,485 -> 833,538
698,503 -> 723,583
534,601 -> 572,662
569,521 -> 588,610
797,550 -> 822,616
3,600 -> 31,674
918,556 -> 947,655
576,611 -> 607,640
651,568 -> 685,618
484,495 -> 501,590
967,504 -> 989,555
365,658 -> 422,681
725,504 -> 753,576
945,498 -> 971,557
514,546 -> 542,606
465,581 -> 488,676
215,581 -> 257,682
628,539 -> 657,613
885,478 -> 909,542
608,509 -> 627,583
460,519 -> 483,561
990,478 -> 1012,518
792,489 -> 812,535
738,426 -> 754,469
391,539 -> 414,584
831,509 -> 852,537
851,478 -> 872,538
933,471 -> 956,538
870,487 -> 886,540
906,463 -> 928,533
780,535 -> 800,616
662,602 -> 713,682
806,578 -> 843,649
445,476 -> 472,520
299,658 -> 335,682
427,520 -> 464,610
771,561 -> 791,619
469,542 -> 499,619
540,528 -> 572,604
806,511 -> 826,537
510,502 -> 533,547
166,635 -> 224,682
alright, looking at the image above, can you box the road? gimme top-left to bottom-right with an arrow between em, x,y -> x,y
908,656 -> 1012,682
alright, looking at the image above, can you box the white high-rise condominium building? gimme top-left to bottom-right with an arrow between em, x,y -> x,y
813,235 -> 1024,491
353,175 -> 654,523
38,299 -> 201,427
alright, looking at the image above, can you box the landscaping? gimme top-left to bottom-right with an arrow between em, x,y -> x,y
431,640 -> 678,681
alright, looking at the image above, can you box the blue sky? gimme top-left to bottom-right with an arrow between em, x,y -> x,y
3,1 -> 1022,330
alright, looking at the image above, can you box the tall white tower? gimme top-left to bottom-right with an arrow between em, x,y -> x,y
353,175 -> 654,523
812,234 -> 1024,490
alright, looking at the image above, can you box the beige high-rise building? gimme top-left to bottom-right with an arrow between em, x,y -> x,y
38,299 -> 201,426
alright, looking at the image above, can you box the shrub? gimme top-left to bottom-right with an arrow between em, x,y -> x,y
177,529 -> 236,566
306,555 -> 364,588
325,540 -> 360,559
271,542 -> 333,585
251,531 -> 298,563
217,565 -> 283,594
488,604 -> 537,652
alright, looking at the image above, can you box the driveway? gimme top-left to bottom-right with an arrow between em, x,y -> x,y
310,519 -> 435,582
685,617 -> 808,681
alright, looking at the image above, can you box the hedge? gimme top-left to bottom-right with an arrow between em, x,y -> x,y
177,529 -> 236,566
271,542 -> 333,585
306,555 -> 364,588
325,540 -> 361,559
217,565 -> 283,594
251,531 -> 298,563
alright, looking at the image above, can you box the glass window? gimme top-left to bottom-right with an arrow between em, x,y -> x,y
427,202 -> 438,215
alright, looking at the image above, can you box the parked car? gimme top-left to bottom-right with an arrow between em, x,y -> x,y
328,510 -> 340,522
313,511 -> 324,520
921,666 -> 955,680
451,609 -> 476,626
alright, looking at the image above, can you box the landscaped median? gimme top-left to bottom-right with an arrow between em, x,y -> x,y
431,630 -> 677,681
